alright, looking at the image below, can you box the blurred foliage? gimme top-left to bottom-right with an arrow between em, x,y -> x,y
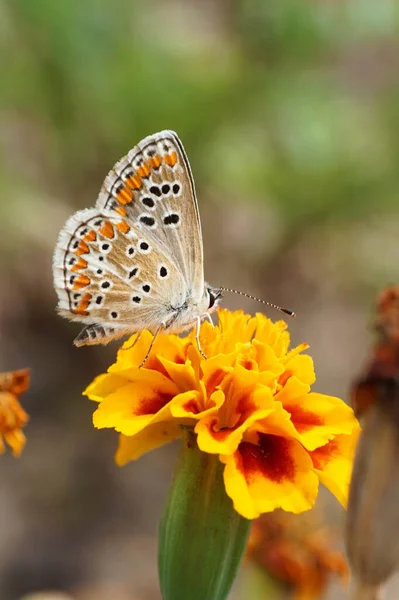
2,0 -> 399,233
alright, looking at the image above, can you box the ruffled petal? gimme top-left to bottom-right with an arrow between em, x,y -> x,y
310,425 -> 361,507
171,389 -> 224,421
276,378 -> 357,451
112,330 -> 189,374
92,370 -> 179,435
280,354 -> 316,387
84,372 -> 131,402
116,422 -> 182,465
221,433 -> 319,519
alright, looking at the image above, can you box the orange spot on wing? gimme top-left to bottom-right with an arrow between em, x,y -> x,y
99,221 -> 115,238
73,274 -> 91,290
84,230 -> 97,243
137,163 -> 151,178
117,185 -> 133,204
71,257 -> 88,272
73,292 -> 92,316
148,155 -> 162,169
75,240 -> 89,255
116,221 -> 131,234
164,152 -> 177,167
125,175 -> 142,190
114,206 -> 127,217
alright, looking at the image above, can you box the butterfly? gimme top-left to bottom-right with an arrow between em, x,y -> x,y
53,130 -> 223,360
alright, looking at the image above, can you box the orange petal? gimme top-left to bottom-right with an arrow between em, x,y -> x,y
253,314 -> 290,357
92,370 -> 179,435
4,429 -> 26,457
251,340 -> 286,377
195,364 -> 277,455
201,354 -> 236,396
83,373 -> 132,402
116,423 -> 182,465
221,433 -> 319,519
280,354 -> 315,387
310,426 -> 361,508
113,330 -> 188,374
275,378 -> 357,451
158,357 -> 200,393
171,389 -> 224,421
195,386 -> 274,455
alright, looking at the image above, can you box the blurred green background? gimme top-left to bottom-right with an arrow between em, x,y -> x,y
1,0 -> 399,598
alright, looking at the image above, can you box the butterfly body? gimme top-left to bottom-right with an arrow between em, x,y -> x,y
53,131 -> 222,348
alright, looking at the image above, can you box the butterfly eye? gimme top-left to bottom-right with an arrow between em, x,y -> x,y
208,290 -> 216,309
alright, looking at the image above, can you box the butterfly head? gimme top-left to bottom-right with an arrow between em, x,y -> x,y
204,285 -> 223,313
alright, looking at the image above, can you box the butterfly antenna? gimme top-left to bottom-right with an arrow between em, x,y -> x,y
219,287 -> 295,317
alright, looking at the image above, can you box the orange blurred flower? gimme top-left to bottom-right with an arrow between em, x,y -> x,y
0,369 -> 30,456
85,309 -> 359,519
247,510 -> 349,599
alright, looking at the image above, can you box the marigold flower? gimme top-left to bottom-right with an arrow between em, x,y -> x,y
85,309 -> 359,519
0,369 -> 30,456
247,509 -> 349,599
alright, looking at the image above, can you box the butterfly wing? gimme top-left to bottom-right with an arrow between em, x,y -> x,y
53,208 -> 188,343
95,130 -> 204,302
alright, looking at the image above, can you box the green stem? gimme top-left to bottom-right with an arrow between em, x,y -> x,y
159,428 -> 252,600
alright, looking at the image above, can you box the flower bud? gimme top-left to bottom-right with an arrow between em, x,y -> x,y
158,428 -> 252,600
346,392 -> 399,588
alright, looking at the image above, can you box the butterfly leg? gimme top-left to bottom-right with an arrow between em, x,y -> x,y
195,316 -> 207,359
138,322 -> 165,368
202,313 -> 214,327
120,332 -> 142,352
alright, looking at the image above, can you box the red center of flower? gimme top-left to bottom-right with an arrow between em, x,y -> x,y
206,368 -> 228,395
288,406 -> 324,432
239,434 -> 296,483
311,439 -> 339,470
136,392 -> 175,416
182,398 -> 200,414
